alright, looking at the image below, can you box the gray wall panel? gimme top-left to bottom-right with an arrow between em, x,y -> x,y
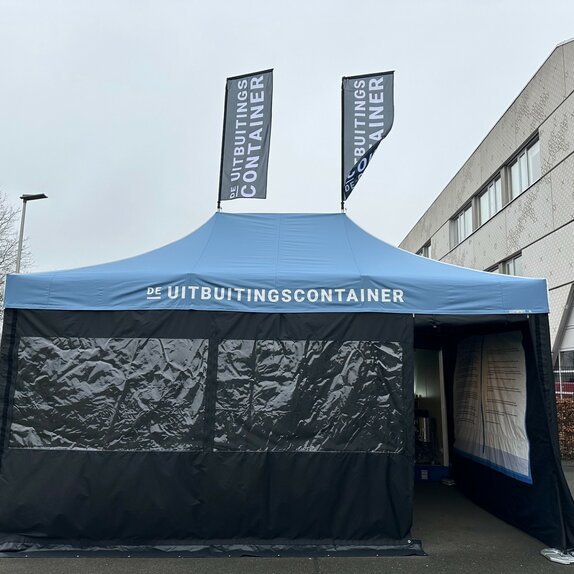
430,222 -> 451,261
564,41 -> 574,96
505,176 -> 554,255
548,283 -> 573,351
400,222 -> 424,253
515,47 -> 566,146
401,153 -> 483,253
401,195 -> 445,254
539,91 -> 574,174
561,287 -> 574,350
442,210 -> 508,271
479,105 -> 517,183
522,221 -> 574,290
442,236 -> 471,268
401,43 -> 572,255
550,152 -> 574,229
404,214 -> 435,254
400,42 -> 574,349
450,154 -> 482,210
469,212 -> 507,270
399,234 -> 419,254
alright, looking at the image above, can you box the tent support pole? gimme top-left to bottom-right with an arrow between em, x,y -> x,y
438,348 -> 449,468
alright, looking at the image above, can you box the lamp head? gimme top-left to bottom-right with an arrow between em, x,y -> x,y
20,194 -> 48,202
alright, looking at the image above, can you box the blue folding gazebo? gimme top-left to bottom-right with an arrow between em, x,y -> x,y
0,213 -> 571,555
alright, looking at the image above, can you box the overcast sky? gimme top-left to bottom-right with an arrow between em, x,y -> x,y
1,0 -> 573,272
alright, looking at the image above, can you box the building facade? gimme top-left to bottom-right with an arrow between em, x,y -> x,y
400,40 -> 574,396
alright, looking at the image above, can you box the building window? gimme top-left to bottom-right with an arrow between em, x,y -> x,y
555,350 -> 574,398
479,176 -> 502,226
510,139 -> 540,200
451,203 -> 473,247
503,254 -> 523,276
486,265 -> 500,273
417,242 -> 431,258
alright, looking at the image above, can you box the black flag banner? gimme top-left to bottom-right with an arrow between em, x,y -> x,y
342,71 -> 394,202
218,69 -> 273,204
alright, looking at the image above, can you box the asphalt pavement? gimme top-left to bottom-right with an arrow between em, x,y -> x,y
1,466 -> 573,573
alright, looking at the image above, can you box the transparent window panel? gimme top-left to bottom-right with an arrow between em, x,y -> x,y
494,178 -> 502,212
463,206 -> 473,239
487,183 -> 494,220
479,192 -> 489,226
528,140 -> 541,183
519,153 -> 528,192
452,217 -> 458,245
511,161 -> 520,200
561,350 -> 574,371
10,337 -> 208,451
215,339 -> 405,453
513,255 -> 523,276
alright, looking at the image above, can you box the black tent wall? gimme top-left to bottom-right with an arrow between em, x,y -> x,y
435,315 -> 574,550
0,309 -> 420,556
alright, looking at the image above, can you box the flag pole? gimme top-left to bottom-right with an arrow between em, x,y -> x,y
217,81 -> 230,211
341,77 -> 345,212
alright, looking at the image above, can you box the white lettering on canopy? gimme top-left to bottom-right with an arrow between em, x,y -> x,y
147,285 -> 405,306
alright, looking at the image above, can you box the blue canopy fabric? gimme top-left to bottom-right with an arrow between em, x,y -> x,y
5,213 -> 549,314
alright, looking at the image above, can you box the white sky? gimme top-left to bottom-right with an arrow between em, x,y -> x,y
0,0 -> 573,272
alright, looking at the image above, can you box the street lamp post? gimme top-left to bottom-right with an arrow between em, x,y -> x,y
16,194 -> 48,273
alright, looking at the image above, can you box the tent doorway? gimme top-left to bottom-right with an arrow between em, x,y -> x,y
414,348 -> 449,480
413,314 -> 574,550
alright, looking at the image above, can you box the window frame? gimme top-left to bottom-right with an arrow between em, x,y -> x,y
502,253 -> 523,276
417,242 -> 432,258
509,138 -> 541,200
451,202 -> 473,248
555,349 -> 574,398
478,175 -> 503,227
445,133 -> 541,257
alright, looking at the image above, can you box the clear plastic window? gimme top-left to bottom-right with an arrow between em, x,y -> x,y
215,339 -> 405,453
10,337 -> 208,451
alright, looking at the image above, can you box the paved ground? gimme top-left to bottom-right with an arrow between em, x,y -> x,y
1,466 -> 573,573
